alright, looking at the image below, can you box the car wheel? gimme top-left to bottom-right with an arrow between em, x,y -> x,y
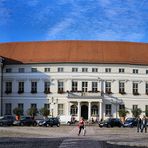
20,122 -> 24,126
46,123 -> 49,127
0,122 -> 3,126
57,123 -> 60,127
33,122 -> 37,126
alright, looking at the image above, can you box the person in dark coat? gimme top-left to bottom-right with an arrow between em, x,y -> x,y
141,115 -> 147,133
137,116 -> 141,132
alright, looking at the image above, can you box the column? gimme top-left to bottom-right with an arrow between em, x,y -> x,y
77,101 -> 81,120
99,101 -> 102,120
67,101 -> 70,115
88,101 -> 91,120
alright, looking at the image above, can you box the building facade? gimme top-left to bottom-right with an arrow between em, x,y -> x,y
0,41 -> 148,120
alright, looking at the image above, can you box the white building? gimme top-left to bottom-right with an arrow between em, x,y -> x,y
0,41 -> 148,120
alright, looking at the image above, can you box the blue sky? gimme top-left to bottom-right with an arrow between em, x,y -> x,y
0,0 -> 148,43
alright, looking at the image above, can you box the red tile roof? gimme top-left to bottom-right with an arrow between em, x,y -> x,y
0,40 -> 148,65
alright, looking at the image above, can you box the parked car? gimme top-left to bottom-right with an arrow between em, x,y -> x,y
13,116 -> 37,126
59,115 -> 76,125
99,118 -> 122,128
123,118 -> 137,127
0,115 -> 15,126
38,117 -> 60,127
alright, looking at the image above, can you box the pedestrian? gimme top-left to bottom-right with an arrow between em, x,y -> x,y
141,115 -> 147,133
78,117 -> 85,136
137,116 -> 141,132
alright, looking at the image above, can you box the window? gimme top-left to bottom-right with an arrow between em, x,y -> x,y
119,81 -> 125,94
105,68 -> 111,73
58,67 -> 64,72
58,81 -> 64,93
92,82 -> 98,92
82,68 -> 88,72
5,82 -> 12,94
18,103 -> 24,115
105,104 -> 111,116
146,70 -> 148,74
91,105 -> 98,116
31,104 -> 37,108
132,105 -> 138,110
44,103 -> 50,109
44,82 -> 50,93
31,81 -> 37,93
119,104 -> 125,110
5,103 -> 12,115
119,68 -> 124,73
105,81 -> 111,94
82,82 -> 88,92
133,69 -> 138,74
145,105 -> 148,112
70,105 -> 77,115
44,68 -> 50,72
18,81 -> 24,93
92,68 -> 98,72
58,104 -> 64,115
31,68 -> 37,72
72,68 -> 78,72
133,82 -> 139,95
6,68 -> 12,73
72,81 -> 78,92
19,68 -> 25,73
146,83 -> 148,95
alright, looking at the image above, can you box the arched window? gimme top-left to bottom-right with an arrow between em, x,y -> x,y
91,105 -> 98,116
70,105 -> 78,115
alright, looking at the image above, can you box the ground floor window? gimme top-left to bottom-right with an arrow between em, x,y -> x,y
70,105 -> 77,115
18,103 -> 24,115
58,104 -> 64,115
5,103 -> 12,115
105,104 -> 112,116
91,105 -> 98,116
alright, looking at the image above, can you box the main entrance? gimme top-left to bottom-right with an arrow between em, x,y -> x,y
81,105 -> 88,119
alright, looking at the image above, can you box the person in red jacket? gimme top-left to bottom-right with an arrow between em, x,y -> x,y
78,117 -> 85,136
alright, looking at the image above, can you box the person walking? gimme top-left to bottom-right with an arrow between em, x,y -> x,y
78,117 -> 85,136
141,115 -> 147,133
137,116 -> 141,132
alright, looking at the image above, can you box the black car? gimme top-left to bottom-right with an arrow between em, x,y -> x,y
13,116 -> 37,126
0,115 -> 15,126
38,117 -> 60,127
123,118 -> 137,127
99,118 -> 122,127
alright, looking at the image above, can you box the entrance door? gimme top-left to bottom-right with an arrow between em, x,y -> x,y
81,105 -> 88,120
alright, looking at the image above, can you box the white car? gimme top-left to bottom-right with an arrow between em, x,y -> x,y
59,115 -> 76,125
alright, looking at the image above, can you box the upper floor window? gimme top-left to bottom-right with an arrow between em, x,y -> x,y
92,82 -> 98,92
31,81 -> 37,93
119,68 -> 124,73
82,82 -> 88,92
105,81 -> 111,94
133,69 -> 138,74
146,83 -> 148,95
72,81 -> 78,92
92,68 -> 98,72
31,68 -> 37,72
133,82 -> 139,95
6,68 -> 12,73
19,68 -> 25,73
5,82 -> 12,94
72,68 -> 78,72
18,81 -> 24,93
58,81 -> 64,93
119,81 -> 125,94
82,68 -> 88,72
105,68 -> 111,73
44,68 -> 50,72
58,67 -> 64,72
44,82 -> 50,94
